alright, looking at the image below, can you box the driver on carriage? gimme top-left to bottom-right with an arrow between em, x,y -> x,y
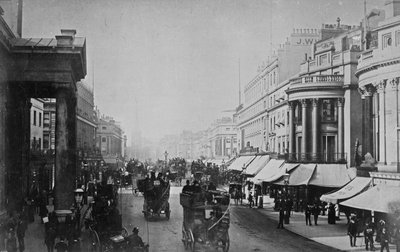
125,227 -> 145,248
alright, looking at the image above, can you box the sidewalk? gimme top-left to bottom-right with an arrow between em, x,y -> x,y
240,196 -> 397,252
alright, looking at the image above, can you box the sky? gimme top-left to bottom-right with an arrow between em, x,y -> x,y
22,0 -> 383,143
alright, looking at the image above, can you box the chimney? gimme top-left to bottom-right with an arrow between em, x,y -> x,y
56,29 -> 76,47
383,0 -> 400,18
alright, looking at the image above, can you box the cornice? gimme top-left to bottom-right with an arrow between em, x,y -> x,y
355,57 -> 400,77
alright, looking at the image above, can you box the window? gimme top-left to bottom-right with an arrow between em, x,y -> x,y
33,111 -> 36,126
102,137 -> 106,142
382,33 -> 392,49
321,99 -> 336,121
102,126 -> 107,130
396,30 -> 400,46
319,54 -> 328,65
39,113 -> 42,127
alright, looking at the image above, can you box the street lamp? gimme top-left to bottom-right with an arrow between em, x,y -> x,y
242,163 -> 246,205
164,150 -> 168,174
283,171 -> 290,224
221,160 -> 225,185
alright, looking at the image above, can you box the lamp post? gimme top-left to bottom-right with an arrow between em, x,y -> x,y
164,150 -> 168,174
283,172 -> 290,224
242,163 -> 246,205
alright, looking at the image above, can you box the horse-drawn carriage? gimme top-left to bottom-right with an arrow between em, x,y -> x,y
180,188 -> 230,252
228,182 -> 243,205
137,177 -> 171,220
83,183 -> 134,252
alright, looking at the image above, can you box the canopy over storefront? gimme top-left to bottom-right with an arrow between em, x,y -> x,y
340,184 -> 400,213
250,159 -> 285,184
227,155 -> 256,171
274,163 -> 316,186
309,164 -> 353,187
320,177 -> 372,204
245,155 -> 270,177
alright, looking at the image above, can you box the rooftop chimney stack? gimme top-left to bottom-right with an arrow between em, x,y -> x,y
56,29 -> 76,47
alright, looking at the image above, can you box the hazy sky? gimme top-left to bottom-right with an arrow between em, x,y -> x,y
22,0 -> 383,142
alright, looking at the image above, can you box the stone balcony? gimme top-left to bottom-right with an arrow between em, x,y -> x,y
299,50 -> 360,74
287,75 -> 344,100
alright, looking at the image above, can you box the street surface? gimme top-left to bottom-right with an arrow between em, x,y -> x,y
118,186 -> 338,252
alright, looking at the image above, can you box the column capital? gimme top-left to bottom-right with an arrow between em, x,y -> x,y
365,84 -> 376,96
376,80 -> 386,93
388,77 -> 399,90
311,98 -> 319,107
337,97 -> 345,107
300,99 -> 309,106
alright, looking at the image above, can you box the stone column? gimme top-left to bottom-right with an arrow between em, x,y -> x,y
377,81 -> 387,164
301,99 -> 308,160
364,86 -> 375,155
337,98 -> 345,160
311,98 -> 319,161
288,101 -> 295,160
55,87 -> 77,210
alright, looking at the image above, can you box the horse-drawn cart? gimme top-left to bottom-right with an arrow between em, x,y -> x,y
180,188 -> 230,251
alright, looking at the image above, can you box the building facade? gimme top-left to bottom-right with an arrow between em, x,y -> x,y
356,0 -> 400,174
30,98 -> 44,150
96,115 -> 125,160
238,29 -> 321,153
286,22 -> 364,167
208,117 -> 237,160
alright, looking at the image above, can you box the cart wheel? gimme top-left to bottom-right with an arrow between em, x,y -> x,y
188,229 -> 195,252
121,226 -> 129,238
222,232 -> 229,252
88,229 -> 100,252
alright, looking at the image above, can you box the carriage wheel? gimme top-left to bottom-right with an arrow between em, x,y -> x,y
188,229 -> 195,252
88,229 -> 101,252
121,226 -> 129,238
222,232 -> 229,252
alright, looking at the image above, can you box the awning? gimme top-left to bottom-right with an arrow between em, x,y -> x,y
274,163 -> 316,186
309,164 -> 352,187
245,155 -> 270,176
340,184 -> 400,213
250,159 -> 285,184
259,163 -> 300,183
320,177 -> 372,204
227,155 -> 256,171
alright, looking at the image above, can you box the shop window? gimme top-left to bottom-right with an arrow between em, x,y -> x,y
319,54 -> 328,65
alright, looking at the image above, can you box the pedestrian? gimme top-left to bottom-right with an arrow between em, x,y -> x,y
16,214 -> 27,252
5,228 -> 18,252
45,226 -> 56,252
347,215 -> 358,247
312,203 -> 320,225
305,204 -> 312,226
248,192 -> 254,208
380,222 -> 390,252
363,218 -> 375,251
328,203 -> 336,224
54,236 -> 68,252
277,206 -> 284,229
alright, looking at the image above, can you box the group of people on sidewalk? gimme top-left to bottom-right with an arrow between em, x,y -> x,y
347,214 -> 400,252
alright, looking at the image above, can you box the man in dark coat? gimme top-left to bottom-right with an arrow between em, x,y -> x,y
126,227 -> 145,248
380,223 -> 390,252
277,206 -> 285,229
363,218 -> 375,251
312,203 -> 320,225
347,215 -> 358,247
305,204 -> 312,226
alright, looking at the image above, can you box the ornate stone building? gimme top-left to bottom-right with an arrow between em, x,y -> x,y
286,22 -> 363,167
356,0 -> 400,175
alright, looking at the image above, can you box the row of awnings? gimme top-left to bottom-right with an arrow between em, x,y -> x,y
227,155 -> 355,188
320,177 -> 400,214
